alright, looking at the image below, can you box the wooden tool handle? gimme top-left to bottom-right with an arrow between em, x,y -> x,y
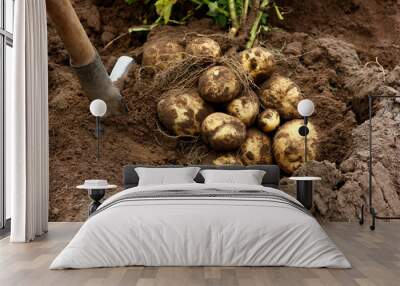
46,0 -> 95,66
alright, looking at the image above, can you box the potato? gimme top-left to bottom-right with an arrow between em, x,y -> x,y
259,74 -> 302,120
238,47 -> 275,82
186,37 -> 221,58
157,89 -> 213,136
213,153 -> 243,165
142,38 -> 185,70
226,93 -> 260,126
198,66 -> 241,103
258,109 -> 280,133
272,119 -> 319,174
240,128 -> 273,165
201,112 -> 246,151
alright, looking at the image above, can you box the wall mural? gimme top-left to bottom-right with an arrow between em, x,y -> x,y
48,0 -> 400,222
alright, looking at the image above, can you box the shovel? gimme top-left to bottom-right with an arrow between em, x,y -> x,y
46,0 -> 131,115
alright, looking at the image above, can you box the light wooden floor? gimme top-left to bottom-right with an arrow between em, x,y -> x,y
0,222 -> 399,286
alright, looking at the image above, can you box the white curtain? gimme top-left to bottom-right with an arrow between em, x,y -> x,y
7,0 -> 49,242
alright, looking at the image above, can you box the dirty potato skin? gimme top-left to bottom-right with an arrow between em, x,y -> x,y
213,153 -> 243,165
185,37 -> 221,58
259,74 -> 302,120
239,47 -> 275,82
258,109 -> 280,133
198,66 -> 241,103
240,128 -> 273,165
142,38 -> 185,70
226,93 -> 260,126
202,112 -> 246,151
157,89 -> 213,136
273,119 -> 319,174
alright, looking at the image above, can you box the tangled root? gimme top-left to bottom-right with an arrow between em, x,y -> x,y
133,53 -> 255,102
125,41 -> 256,144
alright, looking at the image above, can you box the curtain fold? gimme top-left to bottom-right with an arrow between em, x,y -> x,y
8,0 -> 49,242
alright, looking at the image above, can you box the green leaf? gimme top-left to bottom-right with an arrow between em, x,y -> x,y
125,0 -> 137,5
235,0 -> 243,17
261,13 -> 268,25
215,14 -> 227,27
205,0 -> 229,17
206,11 -> 216,17
155,0 -> 177,24
217,0 -> 228,10
207,2 -> 219,14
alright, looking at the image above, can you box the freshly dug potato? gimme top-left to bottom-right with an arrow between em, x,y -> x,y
213,153 -> 243,165
258,109 -> 280,133
238,47 -> 275,82
142,38 -> 185,70
186,37 -> 221,58
240,128 -> 273,165
157,89 -> 213,136
202,112 -> 246,151
273,119 -> 319,174
226,93 -> 260,126
259,74 -> 302,120
198,66 -> 241,103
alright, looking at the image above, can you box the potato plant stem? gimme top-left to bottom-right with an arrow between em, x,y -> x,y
191,0 -> 229,17
273,3 -> 284,20
228,0 -> 240,33
246,0 -> 269,48
242,0 -> 250,23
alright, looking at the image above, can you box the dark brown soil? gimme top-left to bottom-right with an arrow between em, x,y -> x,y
274,0 -> 400,69
48,0 -> 400,221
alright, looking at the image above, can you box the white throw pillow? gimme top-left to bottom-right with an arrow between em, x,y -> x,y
200,169 -> 266,185
135,167 -> 201,186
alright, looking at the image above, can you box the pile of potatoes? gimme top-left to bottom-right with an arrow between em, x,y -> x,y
145,36 -> 318,174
